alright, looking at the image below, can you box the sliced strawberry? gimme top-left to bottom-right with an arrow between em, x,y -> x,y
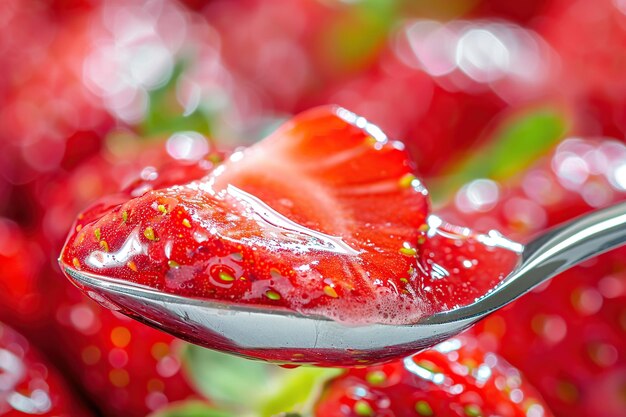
62,106 -> 518,326
0,321 -> 92,417
441,138 -> 626,417
315,334 -> 554,417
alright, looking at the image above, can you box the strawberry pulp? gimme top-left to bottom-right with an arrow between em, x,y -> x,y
61,106 -> 518,326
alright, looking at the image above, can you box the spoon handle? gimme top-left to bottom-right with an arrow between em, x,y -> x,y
430,200 -> 626,323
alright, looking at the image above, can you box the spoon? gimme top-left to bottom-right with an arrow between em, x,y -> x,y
62,201 -> 626,366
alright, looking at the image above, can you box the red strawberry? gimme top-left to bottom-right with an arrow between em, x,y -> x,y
0,0 -> 223,192
0,321 -> 92,417
536,0 -> 626,139
441,138 -> 626,417
439,138 -> 626,240
160,334 -> 553,417
0,1 -> 113,187
53,295 -> 199,417
61,106 -> 518,331
3,135 -> 219,417
315,334 -> 554,417
305,18 -> 557,178
0,219 -> 49,348
204,0 -> 332,113
468,0 -> 548,23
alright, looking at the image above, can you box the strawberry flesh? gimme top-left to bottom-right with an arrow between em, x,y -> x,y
61,106 -> 518,324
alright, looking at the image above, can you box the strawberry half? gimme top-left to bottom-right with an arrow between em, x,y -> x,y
61,106 -> 517,325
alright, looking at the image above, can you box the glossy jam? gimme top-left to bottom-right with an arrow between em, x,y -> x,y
61,107 -> 519,325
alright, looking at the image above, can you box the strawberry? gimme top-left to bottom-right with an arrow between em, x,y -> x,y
0,134 -> 219,417
0,0 -> 224,194
0,218 -> 47,345
305,18 -> 557,178
204,0 -> 332,113
0,2 -> 228,409
168,333 -> 554,417
0,0 -> 113,187
441,138 -> 626,417
468,0 -> 548,23
53,296 -> 199,417
439,137 -> 626,241
536,0 -> 626,139
0,321 -> 92,417
315,334 -> 553,417
61,106 -> 518,330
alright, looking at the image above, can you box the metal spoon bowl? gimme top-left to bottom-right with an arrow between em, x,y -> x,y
62,201 -> 626,366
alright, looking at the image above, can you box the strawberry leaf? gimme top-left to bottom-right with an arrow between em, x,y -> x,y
182,346 -> 342,416
432,105 -> 570,203
259,366 -> 343,417
318,0 -> 397,74
141,62 -> 213,137
148,401 -> 236,417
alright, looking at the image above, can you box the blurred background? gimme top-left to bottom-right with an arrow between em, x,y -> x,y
1,0 -> 626,416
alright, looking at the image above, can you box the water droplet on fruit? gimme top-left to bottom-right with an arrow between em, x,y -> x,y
429,262 -> 449,280
165,265 -> 197,291
193,230 -> 209,243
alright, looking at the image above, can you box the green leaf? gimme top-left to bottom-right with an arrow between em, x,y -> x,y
431,106 -> 570,204
318,0 -> 398,74
181,347 -> 269,411
259,366 -> 342,417
181,346 -> 343,416
140,61 -> 213,137
148,401 -> 236,417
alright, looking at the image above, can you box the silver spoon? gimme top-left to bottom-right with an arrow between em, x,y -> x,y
61,201 -> 626,366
